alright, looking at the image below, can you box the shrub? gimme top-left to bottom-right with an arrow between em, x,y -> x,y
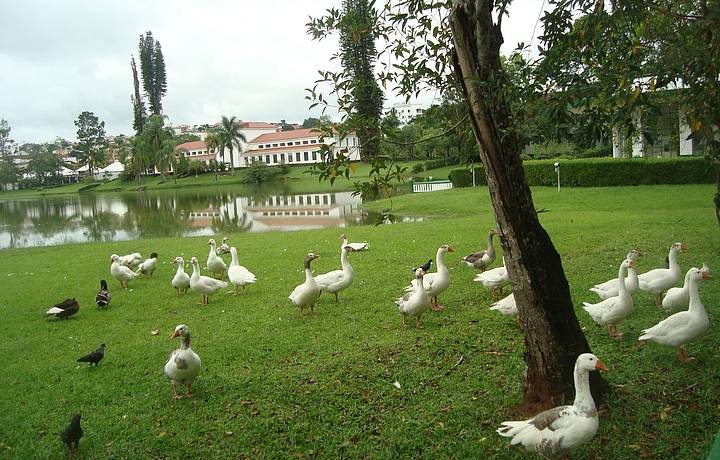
411,163 -> 425,174
241,161 -> 282,184
448,156 -> 715,188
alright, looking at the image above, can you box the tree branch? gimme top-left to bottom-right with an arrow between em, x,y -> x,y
383,114 -> 469,146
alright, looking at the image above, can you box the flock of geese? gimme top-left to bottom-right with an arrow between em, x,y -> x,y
46,227 -> 713,458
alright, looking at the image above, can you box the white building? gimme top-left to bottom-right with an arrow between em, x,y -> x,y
239,128 -> 361,167
387,102 -> 427,125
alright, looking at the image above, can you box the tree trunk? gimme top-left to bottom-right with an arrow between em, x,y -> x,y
715,169 -> 720,225
450,0 -> 603,411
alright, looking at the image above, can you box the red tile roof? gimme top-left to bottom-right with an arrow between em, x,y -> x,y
175,140 -> 206,151
250,128 -> 320,144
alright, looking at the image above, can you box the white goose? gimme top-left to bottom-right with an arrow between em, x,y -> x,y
189,256 -> 228,304
288,253 -> 321,315
405,245 -> 454,311
474,257 -> 511,297
171,257 -> 191,295
461,229 -> 497,271
110,254 -> 138,289
638,242 -> 687,306
228,247 -> 257,294
118,252 -> 143,269
314,245 -> 355,302
490,292 -> 518,317
164,324 -> 202,400
217,237 -> 231,255
639,265 -> 711,363
395,268 -> 431,328
136,252 -> 158,278
206,239 -> 227,279
340,233 -> 369,251
589,249 -> 641,299
497,353 -> 608,458
662,264 -> 710,314
583,259 -> 635,338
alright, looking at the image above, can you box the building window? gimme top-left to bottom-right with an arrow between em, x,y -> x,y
280,143 -> 286,147
272,143 -> 278,147
310,139 -> 317,144
287,154 -> 292,162
273,154 -> 278,163
258,145 -> 264,149
302,140 -> 309,145
303,152 -> 309,161
265,155 -> 270,163
296,152 -> 301,162
312,152 -> 317,161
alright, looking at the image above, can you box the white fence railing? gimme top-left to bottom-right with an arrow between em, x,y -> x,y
411,180 -> 453,193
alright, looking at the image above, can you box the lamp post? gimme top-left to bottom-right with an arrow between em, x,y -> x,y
554,162 -> 560,192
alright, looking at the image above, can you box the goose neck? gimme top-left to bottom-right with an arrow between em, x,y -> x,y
617,264 -> 629,294
573,367 -> 596,413
180,333 -> 191,350
436,249 -> 448,271
687,276 -> 704,313
230,250 -> 239,267
340,248 -> 352,273
668,248 -> 680,272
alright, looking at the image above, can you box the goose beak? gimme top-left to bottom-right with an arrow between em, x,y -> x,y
447,247 -> 455,253
680,243 -> 688,250
628,260 -> 636,268
169,330 -> 180,340
702,271 -> 712,280
595,359 -> 609,372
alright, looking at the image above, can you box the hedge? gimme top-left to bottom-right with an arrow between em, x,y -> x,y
448,157 -> 716,188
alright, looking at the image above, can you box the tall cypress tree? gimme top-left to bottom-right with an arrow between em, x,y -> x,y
130,56 -> 146,133
339,0 -> 384,160
138,31 -> 167,115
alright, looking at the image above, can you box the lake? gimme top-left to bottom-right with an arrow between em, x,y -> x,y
0,185 -> 381,249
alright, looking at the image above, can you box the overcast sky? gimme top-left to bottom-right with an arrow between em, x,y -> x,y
0,1 -> 547,144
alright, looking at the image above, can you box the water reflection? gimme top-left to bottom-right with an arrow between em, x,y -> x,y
0,186 -> 374,249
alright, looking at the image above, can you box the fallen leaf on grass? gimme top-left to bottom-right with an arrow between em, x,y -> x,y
393,381 -> 401,389
224,431 -> 233,437
151,330 -> 159,336
240,400 -> 254,406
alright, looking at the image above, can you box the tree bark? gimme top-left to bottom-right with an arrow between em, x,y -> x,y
450,0 -> 604,411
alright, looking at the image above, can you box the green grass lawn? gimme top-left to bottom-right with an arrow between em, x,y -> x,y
1,184 -> 718,458
0,161 -> 456,199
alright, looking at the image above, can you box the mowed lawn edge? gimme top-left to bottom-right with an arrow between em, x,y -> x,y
1,184 -> 718,458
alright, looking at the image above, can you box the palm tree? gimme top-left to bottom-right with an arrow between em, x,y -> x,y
204,132 -> 223,181
216,116 -> 246,176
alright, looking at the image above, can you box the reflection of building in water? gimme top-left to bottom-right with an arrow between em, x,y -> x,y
187,191 -> 362,232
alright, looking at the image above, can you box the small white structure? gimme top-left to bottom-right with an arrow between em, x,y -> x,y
410,180 -> 453,193
95,160 -> 124,180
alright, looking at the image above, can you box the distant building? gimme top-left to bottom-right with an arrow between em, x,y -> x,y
240,128 -> 361,167
387,101 -> 428,125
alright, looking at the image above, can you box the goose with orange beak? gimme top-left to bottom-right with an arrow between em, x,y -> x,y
583,258 -> 636,339
640,265 -> 712,363
497,353 -> 608,458
638,242 -> 687,306
164,324 -> 201,399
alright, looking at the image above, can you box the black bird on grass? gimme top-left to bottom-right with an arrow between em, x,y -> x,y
59,414 -> 83,453
413,259 -> 433,273
77,343 -> 105,366
45,298 -> 79,319
95,280 -> 110,308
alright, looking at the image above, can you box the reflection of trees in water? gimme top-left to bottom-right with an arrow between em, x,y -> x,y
28,197 -> 78,238
0,200 -> 29,248
119,192 -> 192,238
0,183 -> 359,247
211,199 -> 252,233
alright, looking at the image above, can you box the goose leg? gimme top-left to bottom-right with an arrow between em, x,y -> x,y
678,346 -> 687,363
655,293 -> 662,307
334,293 -> 339,303
402,315 -> 407,327
430,297 -> 444,311
175,287 -> 180,297
415,316 -> 423,329
172,384 -> 181,400
185,383 -> 193,398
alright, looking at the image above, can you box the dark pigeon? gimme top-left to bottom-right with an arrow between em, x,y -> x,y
59,414 -> 83,453
77,343 -> 105,366
413,259 -> 432,273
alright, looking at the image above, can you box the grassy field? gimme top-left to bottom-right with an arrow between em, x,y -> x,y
0,161 -> 453,199
1,184 -> 718,458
